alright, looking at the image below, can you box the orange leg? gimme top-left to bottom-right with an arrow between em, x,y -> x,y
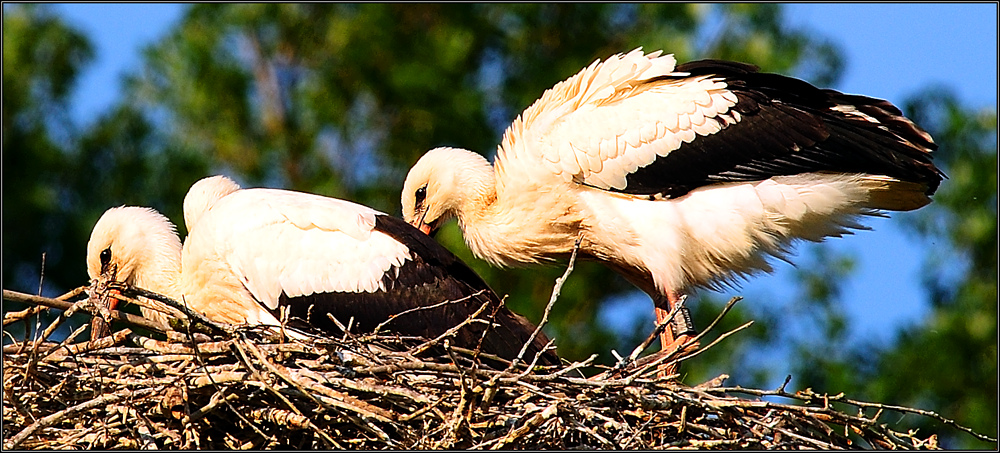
654,291 -> 699,377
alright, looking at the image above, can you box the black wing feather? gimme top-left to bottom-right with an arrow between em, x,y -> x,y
618,59 -> 943,198
272,215 -> 558,365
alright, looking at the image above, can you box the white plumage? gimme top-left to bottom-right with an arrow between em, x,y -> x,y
401,48 -> 942,356
182,174 -> 241,233
191,187 -> 411,305
89,183 -> 402,326
87,176 -> 558,363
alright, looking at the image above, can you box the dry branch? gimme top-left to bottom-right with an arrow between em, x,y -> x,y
3,285 -> 994,450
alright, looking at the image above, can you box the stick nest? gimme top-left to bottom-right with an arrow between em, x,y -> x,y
3,285 -> 989,450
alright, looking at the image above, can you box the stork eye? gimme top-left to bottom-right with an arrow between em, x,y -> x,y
414,185 -> 427,210
100,247 -> 112,267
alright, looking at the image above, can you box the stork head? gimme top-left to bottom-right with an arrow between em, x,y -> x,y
402,147 -> 494,236
87,206 -> 182,291
183,175 -> 241,234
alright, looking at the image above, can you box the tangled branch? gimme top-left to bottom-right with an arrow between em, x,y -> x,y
2,285 -> 992,449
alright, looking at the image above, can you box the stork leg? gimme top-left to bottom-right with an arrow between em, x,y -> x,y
654,291 -> 699,377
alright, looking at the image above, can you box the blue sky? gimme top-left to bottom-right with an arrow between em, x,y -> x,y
53,4 -> 997,120
50,4 -> 998,356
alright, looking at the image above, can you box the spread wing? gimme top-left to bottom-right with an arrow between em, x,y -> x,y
498,51 -> 941,199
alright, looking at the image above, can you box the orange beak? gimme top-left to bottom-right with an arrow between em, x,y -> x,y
414,209 -> 435,236
106,288 -> 121,311
97,264 -> 122,312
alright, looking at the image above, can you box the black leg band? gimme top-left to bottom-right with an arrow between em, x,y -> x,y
670,305 -> 697,337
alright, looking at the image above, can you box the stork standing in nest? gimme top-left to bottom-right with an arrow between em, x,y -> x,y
401,48 -> 943,367
86,175 -> 558,365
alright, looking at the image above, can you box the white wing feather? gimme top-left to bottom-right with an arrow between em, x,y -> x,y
198,189 -> 412,310
497,49 -> 740,192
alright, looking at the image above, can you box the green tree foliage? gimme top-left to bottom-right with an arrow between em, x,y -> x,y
716,90 -> 998,448
3,5 -> 93,295
3,4 -> 994,446
2,5 -> 208,302
803,91 -> 997,448
114,3 -> 843,360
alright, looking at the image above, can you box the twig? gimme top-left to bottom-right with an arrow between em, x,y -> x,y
3,305 -> 45,327
129,334 -> 234,355
36,253 -> 45,296
5,388 -> 158,450
40,329 -> 132,362
605,296 -> 686,377
408,300 -> 491,357
509,234 -> 582,371
5,283 -> 990,449
236,336 -> 357,447
183,389 -> 240,424
32,253 -> 47,348
3,286 -> 88,327
2,289 -> 167,333
372,290 -> 484,336
115,285 -> 230,336
712,385 -> 997,443
657,320 -> 754,369
634,296 -> 746,378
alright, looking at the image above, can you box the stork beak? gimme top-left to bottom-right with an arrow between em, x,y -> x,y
415,209 -> 436,237
97,265 -> 121,311
89,269 -> 121,339
106,287 -> 122,311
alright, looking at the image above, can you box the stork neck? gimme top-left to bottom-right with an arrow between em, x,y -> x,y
454,165 -> 543,267
452,158 -> 499,229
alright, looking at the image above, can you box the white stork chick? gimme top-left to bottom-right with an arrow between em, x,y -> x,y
87,176 -> 558,364
401,48 -> 943,356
